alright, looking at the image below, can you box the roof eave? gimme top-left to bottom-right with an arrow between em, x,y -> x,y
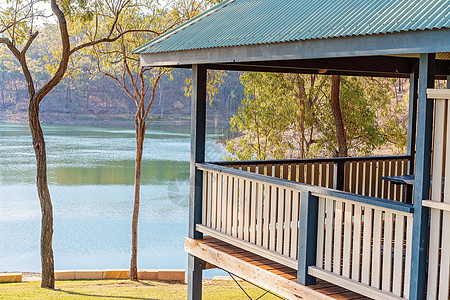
140,28 -> 450,68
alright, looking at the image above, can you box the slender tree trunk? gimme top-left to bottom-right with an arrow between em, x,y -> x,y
29,98 -> 55,288
296,75 -> 306,159
130,119 -> 145,281
0,81 -> 4,108
330,75 -> 348,157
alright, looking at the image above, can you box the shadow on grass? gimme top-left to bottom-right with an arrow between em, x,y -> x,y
53,281 -> 165,300
54,289 -> 158,300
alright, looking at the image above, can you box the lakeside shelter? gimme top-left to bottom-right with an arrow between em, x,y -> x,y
135,0 -> 450,299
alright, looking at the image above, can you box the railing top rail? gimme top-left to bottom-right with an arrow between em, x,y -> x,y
427,88 -> 450,100
197,162 -> 414,214
209,155 -> 411,166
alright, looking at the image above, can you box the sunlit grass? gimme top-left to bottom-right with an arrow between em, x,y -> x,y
0,279 -> 280,299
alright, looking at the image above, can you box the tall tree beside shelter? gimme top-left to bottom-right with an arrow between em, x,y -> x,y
0,0 -> 157,288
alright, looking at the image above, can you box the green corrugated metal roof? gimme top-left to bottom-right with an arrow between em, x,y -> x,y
134,0 -> 450,54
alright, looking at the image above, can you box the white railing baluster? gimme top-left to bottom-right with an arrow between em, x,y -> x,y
232,176 -> 238,237
333,199 -> 343,275
371,209 -> 383,289
392,214 -> 405,296
269,186 -> 277,251
361,207 -> 373,285
256,182 -> 264,247
351,204 -> 362,282
263,184 -> 270,249
382,211 -> 393,292
238,177 -> 244,239
342,202 -> 352,278
291,191 -> 300,260
403,215 -> 413,299
276,188 -> 285,254
283,189 -> 292,256
244,179 -> 251,241
316,197 -> 325,268
250,181 -> 257,244
324,198 -> 334,271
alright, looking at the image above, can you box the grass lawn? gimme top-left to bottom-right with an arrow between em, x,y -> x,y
0,279 -> 281,299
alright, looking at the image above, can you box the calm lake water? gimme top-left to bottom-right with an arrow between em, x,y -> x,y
0,122 -> 225,276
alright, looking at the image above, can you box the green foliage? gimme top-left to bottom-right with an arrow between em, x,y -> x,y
316,77 -> 394,156
225,72 -> 296,160
226,73 -> 407,160
184,70 -> 225,106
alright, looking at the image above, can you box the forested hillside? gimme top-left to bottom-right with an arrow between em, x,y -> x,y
0,24 -> 244,127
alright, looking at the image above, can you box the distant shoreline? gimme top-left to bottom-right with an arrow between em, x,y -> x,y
0,116 -> 231,130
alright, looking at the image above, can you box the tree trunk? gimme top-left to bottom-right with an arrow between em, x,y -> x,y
330,75 -> 348,157
29,99 -> 55,289
130,120 -> 145,281
0,81 -> 4,108
296,75 -> 306,159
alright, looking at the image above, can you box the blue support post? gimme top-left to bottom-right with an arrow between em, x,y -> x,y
407,71 -> 418,174
409,53 -> 435,300
297,191 -> 318,285
188,64 -> 207,300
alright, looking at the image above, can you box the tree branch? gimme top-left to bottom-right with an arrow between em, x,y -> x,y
70,29 -> 161,55
33,0 -> 70,104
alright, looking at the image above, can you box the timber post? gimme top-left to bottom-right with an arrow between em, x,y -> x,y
333,161 -> 345,191
297,191 -> 318,285
409,53 -> 435,300
407,70 -> 418,175
188,64 -> 207,300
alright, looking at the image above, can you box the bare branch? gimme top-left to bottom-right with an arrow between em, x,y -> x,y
69,29 -> 161,55
21,31 -> 38,57
143,70 -> 166,121
145,117 -> 162,129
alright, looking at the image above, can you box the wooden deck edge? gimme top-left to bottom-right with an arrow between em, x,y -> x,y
308,267 -> 402,300
196,224 -> 298,269
185,237 -> 333,300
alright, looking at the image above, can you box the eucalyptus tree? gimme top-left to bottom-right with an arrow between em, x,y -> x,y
0,0 -> 158,288
87,0 -> 221,281
86,3 -> 166,281
226,72 -> 404,160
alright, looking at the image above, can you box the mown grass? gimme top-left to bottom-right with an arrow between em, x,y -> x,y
0,279 -> 280,299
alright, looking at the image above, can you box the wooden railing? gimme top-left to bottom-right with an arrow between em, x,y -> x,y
213,155 -> 411,203
425,89 -> 450,300
196,162 -> 414,299
309,192 -> 413,299
424,200 -> 450,300
198,163 -> 300,268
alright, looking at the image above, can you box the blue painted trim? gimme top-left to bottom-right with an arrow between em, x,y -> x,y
197,163 -> 414,214
210,155 -> 410,166
189,64 -> 207,240
407,71 -> 418,174
187,254 -> 205,300
188,65 -> 207,300
297,191 -> 318,285
409,53 -> 435,300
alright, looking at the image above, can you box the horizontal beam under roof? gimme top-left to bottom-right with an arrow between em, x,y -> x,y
207,57 -> 449,79
159,56 -> 449,79
140,29 -> 450,76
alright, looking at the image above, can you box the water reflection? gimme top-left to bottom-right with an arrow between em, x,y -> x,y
0,122 -> 225,274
